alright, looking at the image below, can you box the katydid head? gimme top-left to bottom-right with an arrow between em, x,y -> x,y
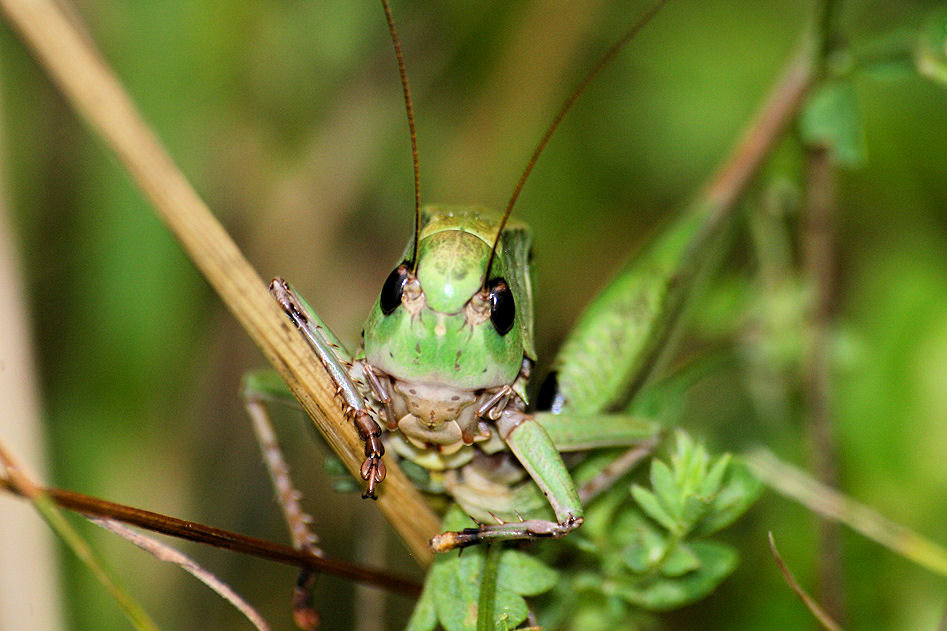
371,0 -> 523,384
363,0 -> 664,412
364,206 -> 527,392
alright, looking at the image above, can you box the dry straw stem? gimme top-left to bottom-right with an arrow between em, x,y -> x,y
750,448 -> 947,579
0,0 -> 438,564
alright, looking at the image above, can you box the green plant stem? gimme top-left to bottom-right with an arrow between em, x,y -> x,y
477,544 -> 503,631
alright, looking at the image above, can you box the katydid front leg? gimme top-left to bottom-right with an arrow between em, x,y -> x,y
430,410 -> 584,551
430,409 -> 662,551
269,279 -> 388,498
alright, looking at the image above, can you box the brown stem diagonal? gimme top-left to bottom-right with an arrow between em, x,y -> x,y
0,0 -> 439,564
0,477 -> 421,598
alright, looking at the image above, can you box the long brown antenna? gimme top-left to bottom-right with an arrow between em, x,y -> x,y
380,0 -> 422,270
482,0 -> 670,286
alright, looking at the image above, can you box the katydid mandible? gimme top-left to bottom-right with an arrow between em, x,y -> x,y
249,0 -> 686,552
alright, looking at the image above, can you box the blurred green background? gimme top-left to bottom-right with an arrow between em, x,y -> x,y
2,0 -> 947,629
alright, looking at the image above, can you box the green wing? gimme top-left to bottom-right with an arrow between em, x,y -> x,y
552,204 -> 729,415
499,217 -> 535,361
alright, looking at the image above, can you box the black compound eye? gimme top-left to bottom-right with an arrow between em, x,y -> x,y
380,262 -> 411,315
487,277 -> 515,335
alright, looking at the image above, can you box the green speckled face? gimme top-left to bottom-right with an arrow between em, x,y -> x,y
363,205 -> 534,391
415,231 -> 484,313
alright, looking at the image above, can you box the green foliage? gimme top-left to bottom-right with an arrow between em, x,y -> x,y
632,432 -> 761,539
800,79 -> 867,168
407,506 -> 558,631
583,433 -> 760,611
405,433 -> 760,630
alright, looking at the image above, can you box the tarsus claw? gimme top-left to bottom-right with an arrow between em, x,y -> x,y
354,411 -> 386,499
360,457 -> 386,499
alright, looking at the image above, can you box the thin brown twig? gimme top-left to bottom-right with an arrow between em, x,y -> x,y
577,437 -> 658,504
703,35 -> 816,226
768,532 -> 844,631
92,519 -> 271,631
803,143 -> 845,623
0,477 -> 421,598
802,0 -> 846,619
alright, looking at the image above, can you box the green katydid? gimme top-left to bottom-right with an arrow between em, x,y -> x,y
21,0 -> 947,627
0,0 -> 776,625
241,0 -> 727,559
262,200 -> 664,551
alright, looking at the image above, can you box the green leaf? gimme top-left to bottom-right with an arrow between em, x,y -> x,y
621,541 -> 652,575
425,506 -> 486,631
692,460 -> 764,537
419,505 -> 558,631
497,549 -> 559,597
620,524 -> 667,574
431,545 -> 483,631
399,458 -> 441,492
858,54 -> 917,81
700,453 -> 731,498
559,591 -> 640,631
671,431 -> 709,494
679,494 -> 712,531
660,541 -> 701,577
650,459 -> 682,521
631,485 -> 678,532
613,541 -> 739,611
404,577 -> 439,631
849,28 -> 916,81
799,80 -> 867,168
